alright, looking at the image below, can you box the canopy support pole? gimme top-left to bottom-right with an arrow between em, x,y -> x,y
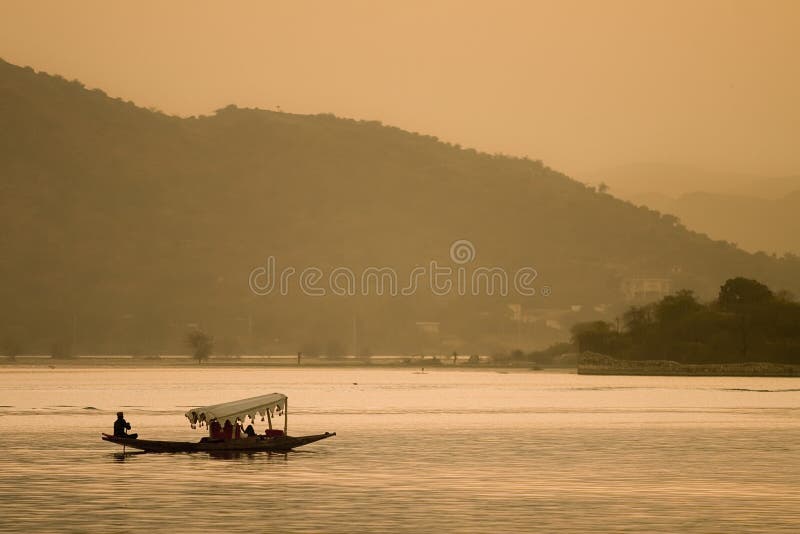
266,409 -> 272,430
284,399 -> 288,435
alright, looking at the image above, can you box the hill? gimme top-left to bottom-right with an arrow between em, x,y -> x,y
1,58 -> 799,355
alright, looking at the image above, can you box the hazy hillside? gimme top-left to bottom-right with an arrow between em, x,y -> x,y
630,191 -> 800,255
585,162 -> 800,199
1,58 -> 799,355
584,163 -> 800,254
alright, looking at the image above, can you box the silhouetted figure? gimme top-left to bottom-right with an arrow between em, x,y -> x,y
209,420 -> 223,440
222,420 -> 234,440
114,411 -> 138,439
243,424 -> 257,437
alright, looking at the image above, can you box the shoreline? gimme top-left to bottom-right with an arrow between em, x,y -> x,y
578,353 -> 800,377
0,357 -> 574,373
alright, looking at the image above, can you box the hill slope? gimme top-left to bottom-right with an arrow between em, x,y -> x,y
584,162 -> 800,199
583,162 -> 800,255
629,191 -> 800,255
1,58 -> 798,355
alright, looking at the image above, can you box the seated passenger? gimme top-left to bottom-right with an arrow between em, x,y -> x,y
209,420 -> 223,440
222,420 -> 234,440
243,424 -> 257,437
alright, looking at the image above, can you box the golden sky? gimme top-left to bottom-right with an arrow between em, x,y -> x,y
1,0 -> 798,178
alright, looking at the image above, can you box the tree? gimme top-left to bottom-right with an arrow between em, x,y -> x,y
718,278 -> 773,311
655,290 -> 702,324
718,278 -> 774,359
571,321 -> 617,354
186,329 -> 213,364
623,305 -> 653,342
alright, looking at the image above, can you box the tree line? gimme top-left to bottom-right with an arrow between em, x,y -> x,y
571,278 -> 800,364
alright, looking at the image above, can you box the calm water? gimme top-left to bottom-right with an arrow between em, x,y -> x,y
0,368 -> 798,533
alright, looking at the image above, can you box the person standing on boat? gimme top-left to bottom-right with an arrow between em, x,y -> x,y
113,411 -> 138,439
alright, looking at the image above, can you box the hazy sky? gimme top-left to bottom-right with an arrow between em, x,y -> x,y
1,0 -> 798,179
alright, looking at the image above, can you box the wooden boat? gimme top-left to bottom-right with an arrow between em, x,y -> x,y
101,393 -> 335,453
101,432 -> 335,453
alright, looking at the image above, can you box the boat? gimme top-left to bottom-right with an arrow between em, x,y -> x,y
101,392 -> 335,453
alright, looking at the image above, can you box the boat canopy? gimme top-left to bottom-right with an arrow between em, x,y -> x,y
185,393 -> 287,426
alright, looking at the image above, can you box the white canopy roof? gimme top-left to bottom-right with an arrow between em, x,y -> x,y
185,393 -> 287,425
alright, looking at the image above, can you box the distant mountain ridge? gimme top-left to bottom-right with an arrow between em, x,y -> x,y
1,58 -> 799,355
584,163 -> 800,254
585,162 -> 800,199
628,191 -> 800,255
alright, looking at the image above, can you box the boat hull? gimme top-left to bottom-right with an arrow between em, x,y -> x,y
101,432 -> 335,453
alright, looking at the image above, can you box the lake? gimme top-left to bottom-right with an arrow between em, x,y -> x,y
0,367 -> 798,532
